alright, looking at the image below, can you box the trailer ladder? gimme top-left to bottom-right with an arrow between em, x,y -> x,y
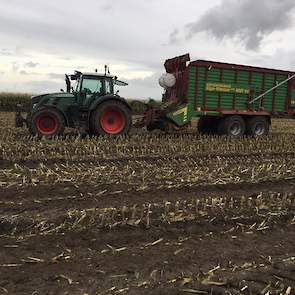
249,73 -> 295,106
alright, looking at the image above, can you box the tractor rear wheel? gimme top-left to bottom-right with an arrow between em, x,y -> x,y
218,115 -> 245,137
90,100 -> 131,136
246,116 -> 269,137
30,108 -> 65,137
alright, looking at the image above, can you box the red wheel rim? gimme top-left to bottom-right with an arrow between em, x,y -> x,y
100,108 -> 126,135
36,115 -> 58,135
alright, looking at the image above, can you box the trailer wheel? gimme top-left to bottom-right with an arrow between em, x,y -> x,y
246,116 -> 269,137
218,116 -> 245,137
90,100 -> 131,136
197,117 -> 219,135
30,108 -> 65,137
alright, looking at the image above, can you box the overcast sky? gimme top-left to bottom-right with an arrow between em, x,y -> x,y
0,0 -> 295,99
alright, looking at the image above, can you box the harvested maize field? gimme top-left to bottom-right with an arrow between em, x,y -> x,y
0,112 -> 295,295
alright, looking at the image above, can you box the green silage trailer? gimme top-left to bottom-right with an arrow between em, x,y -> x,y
142,54 -> 295,137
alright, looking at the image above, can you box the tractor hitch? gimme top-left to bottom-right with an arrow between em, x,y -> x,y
15,104 -> 27,128
132,100 -> 163,129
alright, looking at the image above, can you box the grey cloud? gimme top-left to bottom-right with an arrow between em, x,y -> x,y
19,70 -> 29,75
24,80 -> 63,94
19,70 -> 38,75
121,72 -> 162,100
0,0 -> 167,73
12,62 -> 20,72
250,49 -> 295,71
101,4 -> 113,11
169,29 -> 180,45
1,0 -> 293,98
0,47 -> 29,57
182,0 -> 295,50
61,57 -> 72,61
48,73 -> 65,80
24,61 -> 39,68
0,48 -> 13,56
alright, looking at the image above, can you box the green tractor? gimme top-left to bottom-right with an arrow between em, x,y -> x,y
16,69 -> 132,137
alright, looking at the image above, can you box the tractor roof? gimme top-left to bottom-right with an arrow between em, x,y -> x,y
82,72 -> 115,78
70,71 -> 115,80
69,71 -> 128,86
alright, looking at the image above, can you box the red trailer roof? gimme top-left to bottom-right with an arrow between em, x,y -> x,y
164,54 -> 190,73
190,60 -> 294,76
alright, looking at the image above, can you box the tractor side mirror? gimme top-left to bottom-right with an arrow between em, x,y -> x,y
116,90 -> 120,95
60,89 -> 64,92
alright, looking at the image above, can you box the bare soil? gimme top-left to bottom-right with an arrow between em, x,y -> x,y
1,167 -> 295,294
1,116 -> 295,294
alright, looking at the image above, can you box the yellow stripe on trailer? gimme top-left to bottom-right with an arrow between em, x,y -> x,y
173,107 -> 188,121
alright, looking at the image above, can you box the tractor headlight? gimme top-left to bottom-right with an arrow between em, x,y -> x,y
32,103 -> 37,109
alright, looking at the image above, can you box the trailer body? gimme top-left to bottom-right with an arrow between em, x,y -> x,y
156,54 -> 295,136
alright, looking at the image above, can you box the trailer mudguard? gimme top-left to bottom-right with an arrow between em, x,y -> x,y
165,104 -> 194,126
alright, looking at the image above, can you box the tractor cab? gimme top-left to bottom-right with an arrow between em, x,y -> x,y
65,71 -> 128,108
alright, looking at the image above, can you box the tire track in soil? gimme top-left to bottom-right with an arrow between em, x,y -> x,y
0,222 -> 294,294
1,179 -> 295,216
2,151 -> 295,169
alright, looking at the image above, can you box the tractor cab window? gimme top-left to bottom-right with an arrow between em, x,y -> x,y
73,78 -> 81,92
82,77 -> 103,95
105,79 -> 113,95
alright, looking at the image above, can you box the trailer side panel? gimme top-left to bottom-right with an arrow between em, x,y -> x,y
189,60 -> 293,116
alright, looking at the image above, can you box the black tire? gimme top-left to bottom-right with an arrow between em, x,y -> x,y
218,115 -> 246,137
30,108 -> 65,137
90,100 -> 132,136
198,117 -> 219,135
246,116 -> 270,137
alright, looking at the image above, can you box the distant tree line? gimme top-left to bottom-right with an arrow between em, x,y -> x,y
0,93 -> 161,114
0,93 -> 32,112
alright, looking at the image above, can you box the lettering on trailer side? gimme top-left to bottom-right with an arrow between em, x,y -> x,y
206,83 -> 250,95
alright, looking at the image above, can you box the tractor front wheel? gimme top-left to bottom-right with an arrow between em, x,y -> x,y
90,101 -> 132,136
30,108 -> 65,137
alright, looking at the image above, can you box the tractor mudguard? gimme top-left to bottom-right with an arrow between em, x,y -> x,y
89,95 -> 131,112
32,105 -> 70,127
29,93 -> 76,127
87,96 -> 132,133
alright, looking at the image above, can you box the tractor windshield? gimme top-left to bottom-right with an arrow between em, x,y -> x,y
82,77 -> 103,94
